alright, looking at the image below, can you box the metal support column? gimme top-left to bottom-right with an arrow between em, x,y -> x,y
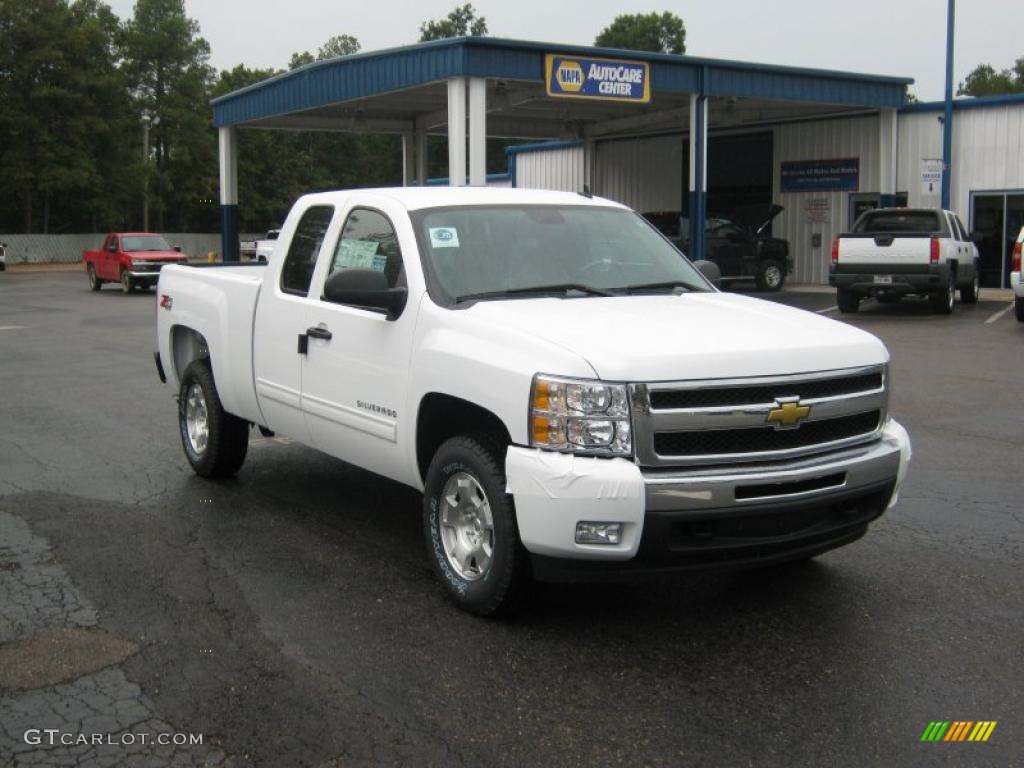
415,118 -> 428,186
879,108 -> 898,207
688,92 -> 708,261
584,137 -> 596,194
218,125 -> 239,262
447,78 -> 467,187
941,0 -> 955,209
401,133 -> 415,187
468,78 -> 487,186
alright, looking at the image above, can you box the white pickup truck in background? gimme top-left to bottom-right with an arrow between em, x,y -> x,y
240,229 -> 280,262
154,188 -> 911,616
830,208 -> 980,314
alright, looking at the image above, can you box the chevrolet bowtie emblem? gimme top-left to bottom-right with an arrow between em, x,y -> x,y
766,400 -> 811,429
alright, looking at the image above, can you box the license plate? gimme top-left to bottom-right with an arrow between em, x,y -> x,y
873,275 -> 893,285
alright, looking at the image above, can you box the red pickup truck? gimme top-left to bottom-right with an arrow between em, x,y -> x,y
83,233 -> 188,293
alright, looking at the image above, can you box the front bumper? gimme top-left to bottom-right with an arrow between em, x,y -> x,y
506,419 -> 910,580
830,264 -> 950,296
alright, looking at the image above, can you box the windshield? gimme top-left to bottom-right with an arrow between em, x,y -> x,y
122,235 -> 171,251
412,205 -> 711,303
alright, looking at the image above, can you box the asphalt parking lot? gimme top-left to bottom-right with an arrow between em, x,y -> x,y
1,271 -> 1021,767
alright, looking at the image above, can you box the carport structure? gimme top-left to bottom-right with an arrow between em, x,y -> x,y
212,37 -> 911,261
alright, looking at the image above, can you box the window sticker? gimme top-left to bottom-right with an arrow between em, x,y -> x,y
429,227 -> 460,248
333,239 -> 380,271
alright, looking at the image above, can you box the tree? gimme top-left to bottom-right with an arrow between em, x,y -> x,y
120,0 -> 216,231
595,12 -> 686,54
318,34 -> 360,59
419,3 -> 487,41
957,57 -> 1024,97
0,0 -> 134,233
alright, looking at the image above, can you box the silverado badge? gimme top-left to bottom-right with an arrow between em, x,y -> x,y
766,399 -> 811,429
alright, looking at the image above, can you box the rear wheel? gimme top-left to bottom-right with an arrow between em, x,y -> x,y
1015,297 -> 1024,323
178,359 -> 249,478
87,264 -> 102,291
837,288 -> 859,314
930,270 -> 955,315
755,260 -> 785,291
422,434 -> 531,616
960,264 -> 979,304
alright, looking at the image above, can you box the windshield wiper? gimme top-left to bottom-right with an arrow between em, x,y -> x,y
620,280 -> 703,294
455,283 -> 615,303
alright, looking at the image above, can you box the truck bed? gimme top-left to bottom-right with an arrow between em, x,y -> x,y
156,264 -> 265,424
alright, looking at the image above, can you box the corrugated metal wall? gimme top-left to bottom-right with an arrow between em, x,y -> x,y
514,146 -> 586,192
594,137 -> 683,212
773,115 -> 880,285
898,106 -> 1024,221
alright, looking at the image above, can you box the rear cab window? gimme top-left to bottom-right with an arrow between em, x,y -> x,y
280,206 -> 335,296
853,210 -> 949,236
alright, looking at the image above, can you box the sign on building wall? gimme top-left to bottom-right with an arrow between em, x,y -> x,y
803,197 -> 832,223
921,158 -> 943,196
545,54 -> 650,103
780,158 -> 859,193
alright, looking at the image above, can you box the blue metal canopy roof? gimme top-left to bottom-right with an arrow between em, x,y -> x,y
212,37 -> 912,128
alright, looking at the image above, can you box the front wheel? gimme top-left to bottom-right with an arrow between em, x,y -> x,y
178,359 -> 249,478
120,269 -> 134,294
422,435 -> 531,616
87,264 -> 102,291
755,260 -> 785,291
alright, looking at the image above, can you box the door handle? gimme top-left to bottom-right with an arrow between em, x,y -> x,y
306,326 -> 332,340
297,325 -> 332,354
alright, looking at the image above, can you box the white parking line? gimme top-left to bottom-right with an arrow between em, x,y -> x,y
816,306 -> 838,314
0,325 -> 26,331
984,303 -> 1014,325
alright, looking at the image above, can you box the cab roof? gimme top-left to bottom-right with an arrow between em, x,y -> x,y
296,186 -> 628,212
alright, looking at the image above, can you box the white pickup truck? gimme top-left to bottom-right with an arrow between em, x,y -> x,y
830,207 -> 980,314
154,188 -> 911,615
240,229 -> 280,262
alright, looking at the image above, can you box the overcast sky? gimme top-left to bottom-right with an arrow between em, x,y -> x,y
106,0 -> 1020,102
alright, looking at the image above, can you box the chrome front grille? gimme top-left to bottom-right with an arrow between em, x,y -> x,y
631,366 -> 887,467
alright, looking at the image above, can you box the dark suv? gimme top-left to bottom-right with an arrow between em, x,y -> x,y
644,205 -> 791,291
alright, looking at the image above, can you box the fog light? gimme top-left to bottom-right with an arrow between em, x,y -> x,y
575,522 -> 623,545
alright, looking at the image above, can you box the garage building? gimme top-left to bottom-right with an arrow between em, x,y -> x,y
212,37 -> 1023,288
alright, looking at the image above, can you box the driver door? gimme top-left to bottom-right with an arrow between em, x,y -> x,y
300,205 -> 417,480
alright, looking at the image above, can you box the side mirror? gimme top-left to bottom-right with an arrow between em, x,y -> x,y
323,268 -> 407,320
693,259 -> 722,289
970,231 -> 984,243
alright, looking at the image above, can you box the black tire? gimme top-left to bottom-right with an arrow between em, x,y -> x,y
1015,297 -> 1024,323
422,434 -> 531,617
930,270 -> 955,315
960,264 -> 979,304
120,269 -> 134,294
178,359 -> 249,479
837,288 -> 859,314
755,260 -> 785,291
87,264 -> 102,291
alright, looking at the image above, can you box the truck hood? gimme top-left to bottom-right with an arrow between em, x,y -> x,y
464,293 -> 887,381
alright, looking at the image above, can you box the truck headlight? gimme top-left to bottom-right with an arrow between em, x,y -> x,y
530,374 -> 632,456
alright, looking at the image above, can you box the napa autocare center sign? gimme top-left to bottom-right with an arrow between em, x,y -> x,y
545,54 -> 650,103
780,158 -> 860,193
